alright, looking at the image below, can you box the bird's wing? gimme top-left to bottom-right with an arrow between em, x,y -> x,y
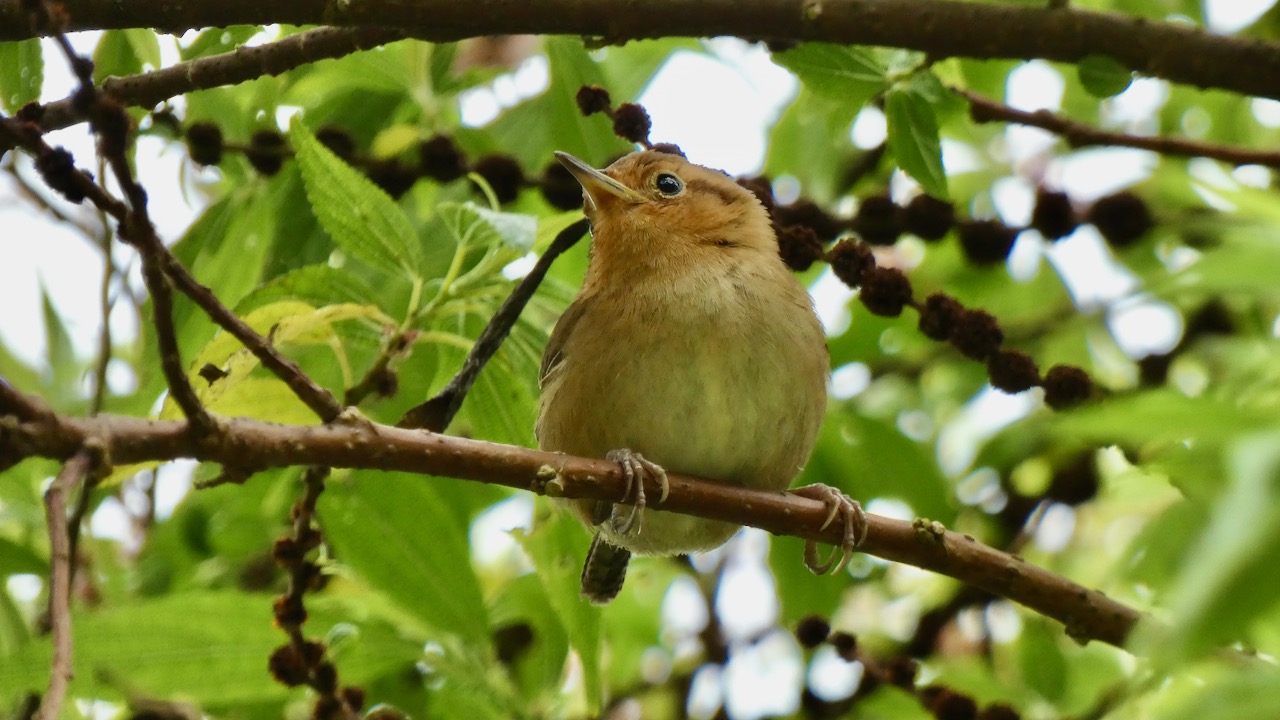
539,296 -> 591,388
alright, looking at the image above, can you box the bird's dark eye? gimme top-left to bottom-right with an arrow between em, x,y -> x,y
655,173 -> 683,196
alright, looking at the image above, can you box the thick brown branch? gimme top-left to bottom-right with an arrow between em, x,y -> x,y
959,88 -> 1280,168
2,408 -> 1143,648
32,26 -> 406,139
36,448 -> 99,720
2,1 -> 1280,100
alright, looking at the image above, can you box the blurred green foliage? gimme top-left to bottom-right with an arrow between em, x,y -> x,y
4,7 -> 1280,718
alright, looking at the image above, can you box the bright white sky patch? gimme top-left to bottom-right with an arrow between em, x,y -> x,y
638,45 -> 794,175
1204,0 -> 1276,33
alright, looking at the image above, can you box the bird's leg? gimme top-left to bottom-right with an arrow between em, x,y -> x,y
791,484 -> 867,575
605,449 -> 668,536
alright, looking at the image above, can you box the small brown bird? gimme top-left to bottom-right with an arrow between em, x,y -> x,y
538,149 -> 864,604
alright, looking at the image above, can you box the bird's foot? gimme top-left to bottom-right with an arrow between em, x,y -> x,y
605,448 -> 668,536
791,483 -> 867,575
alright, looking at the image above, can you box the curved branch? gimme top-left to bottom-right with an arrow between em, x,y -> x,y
0,403 -> 1143,649
36,448 -> 99,720
2,0 -> 1280,100
959,87 -> 1280,168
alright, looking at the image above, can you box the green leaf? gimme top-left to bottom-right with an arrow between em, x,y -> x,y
885,84 -> 948,198
1153,667 -> 1280,720
764,88 -> 859,203
1077,54 -> 1133,98
40,285 -> 81,409
168,300 -> 390,422
180,26 -> 260,61
171,187 -> 279,323
1149,233 -> 1280,298
0,585 -> 30,657
0,591 -> 422,707
806,408 -> 954,521
200,376 -> 317,424
438,202 -> 538,253
126,29 -> 162,71
0,537 -> 46,576
93,29 -> 161,82
515,511 -> 603,714
1053,391 -> 1273,447
772,43 -> 889,111
0,39 -> 42,112
234,264 -> 380,315
1122,500 -> 1210,590
1136,430 -> 1280,664
0,340 -> 41,399
856,685 -> 933,719
601,558 -> 680,689
1017,620 -> 1067,702
319,474 -> 490,644
488,573 -> 570,700
290,117 -> 424,280
441,316 -> 542,446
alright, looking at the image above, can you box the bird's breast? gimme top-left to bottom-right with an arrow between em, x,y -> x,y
538,267 -> 827,492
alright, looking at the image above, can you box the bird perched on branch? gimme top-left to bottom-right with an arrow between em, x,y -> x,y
538,149 -> 864,604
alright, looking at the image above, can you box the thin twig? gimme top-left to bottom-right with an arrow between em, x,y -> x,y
88,221 -> 114,416
0,375 -> 54,420
2,157 -> 101,238
959,87 -> 1280,168
398,217 -> 590,430
37,448 -> 99,720
67,223 -> 113,573
344,329 -> 414,408
143,250 -> 213,426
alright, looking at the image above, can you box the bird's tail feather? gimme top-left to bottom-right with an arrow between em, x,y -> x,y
581,534 -> 631,605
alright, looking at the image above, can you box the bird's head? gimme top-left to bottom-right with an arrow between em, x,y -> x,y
554,150 -> 777,265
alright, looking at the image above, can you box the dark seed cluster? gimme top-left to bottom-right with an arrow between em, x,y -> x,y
266,470 -> 365,719
957,220 -> 1019,266
793,615 -> 1022,720
794,614 -> 832,648
851,194 -> 903,246
181,119 -> 587,209
824,240 -> 1093,408
34,146 -> 89,204
575,85 -> 657,147
246,129 -> 287,176
774,183 -> 1154,267
703,160 -> 1100,410
1087,191 -> 1153,247
1137,300 -> 1234,386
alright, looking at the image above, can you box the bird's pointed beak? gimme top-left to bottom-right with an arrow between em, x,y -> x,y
554,151 -> 646,210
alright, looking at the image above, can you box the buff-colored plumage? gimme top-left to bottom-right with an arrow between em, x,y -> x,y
537,150 -> 837,603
